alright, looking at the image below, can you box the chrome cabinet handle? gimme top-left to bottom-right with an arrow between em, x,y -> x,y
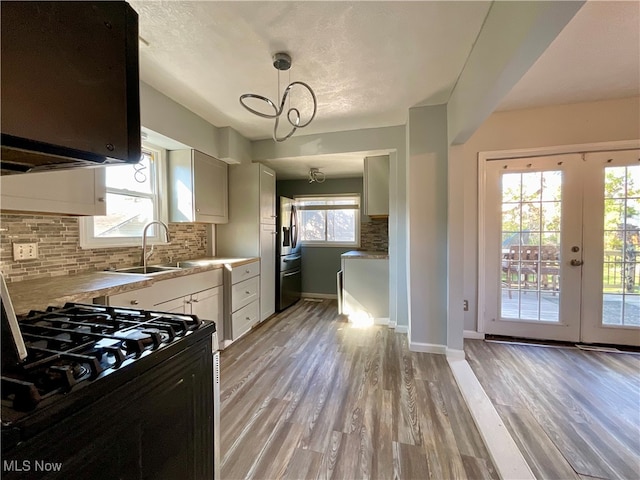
245,291 -> 251,295
570,259 -> 584,266
245,269 -> 251,274
130,300 -> 139,305
192,298 -> 199,303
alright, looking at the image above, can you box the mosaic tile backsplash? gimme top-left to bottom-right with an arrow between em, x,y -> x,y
1,214 -> 387,283
360,217 -> 388,252
0,214 -> 208,283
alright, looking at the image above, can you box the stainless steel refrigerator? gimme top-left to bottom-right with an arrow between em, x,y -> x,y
276,196 -> 301,311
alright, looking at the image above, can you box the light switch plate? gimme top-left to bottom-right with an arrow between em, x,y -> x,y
13,242 -> 38,260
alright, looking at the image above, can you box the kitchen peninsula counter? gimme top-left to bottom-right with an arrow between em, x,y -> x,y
341,250 -> 389,260
6,256 -> 258,315
340,251 -> 389,322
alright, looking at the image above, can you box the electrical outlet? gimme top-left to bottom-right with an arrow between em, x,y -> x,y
13,242 -> 38,260
463,299 -> 469,311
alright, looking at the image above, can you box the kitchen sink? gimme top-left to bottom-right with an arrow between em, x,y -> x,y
155,261 -> 197,269
156,260 -> 212,269
113,266 -> 181,275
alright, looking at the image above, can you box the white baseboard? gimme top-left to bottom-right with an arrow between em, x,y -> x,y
447,357 -> 535,480
393,325 -> 408,334
464,330 -> 485,340
446,348 -> 466,360
409,341 -> 447,355
301,292 -> 338,300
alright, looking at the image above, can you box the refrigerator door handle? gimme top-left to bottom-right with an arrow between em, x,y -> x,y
283,268 -> 301,277
291,205 -> 298,248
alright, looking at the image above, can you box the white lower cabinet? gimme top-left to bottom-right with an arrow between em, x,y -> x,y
190,287 -> 223,339
341,257 -> 389,322
223,259 -> 260,344
108,270 -> 224,338
231,300 -> 259,340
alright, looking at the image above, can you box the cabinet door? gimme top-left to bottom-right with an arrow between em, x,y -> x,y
0,167 -> 106,216
260,224 -> 276,321
194,151 -> 228,223
259,164 -> 276,224
191,286 -> 223,339
364,155 -> 389,217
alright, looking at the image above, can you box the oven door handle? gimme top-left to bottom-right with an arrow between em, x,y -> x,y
283,269 -> 301,277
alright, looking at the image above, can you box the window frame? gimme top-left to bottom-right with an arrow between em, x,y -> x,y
295,193 -> 361,248
79,144 -> 169,249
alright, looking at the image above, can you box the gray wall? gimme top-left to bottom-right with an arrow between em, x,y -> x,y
277,177 -> 364,295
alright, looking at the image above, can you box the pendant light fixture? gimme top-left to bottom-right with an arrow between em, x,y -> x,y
239,52 -> 317,142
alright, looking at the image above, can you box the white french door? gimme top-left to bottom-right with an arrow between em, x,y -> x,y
483,150 -> 640,346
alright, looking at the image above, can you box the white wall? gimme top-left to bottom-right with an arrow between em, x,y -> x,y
451,96 -> 640,332
140,81 -> 251,164
406,105 -> 449,350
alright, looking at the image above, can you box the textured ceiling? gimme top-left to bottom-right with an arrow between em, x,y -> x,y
130,1 -> 491,141
131,1 -> 639,180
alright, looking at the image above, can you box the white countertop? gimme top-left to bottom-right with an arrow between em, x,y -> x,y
341,250 -> 389,259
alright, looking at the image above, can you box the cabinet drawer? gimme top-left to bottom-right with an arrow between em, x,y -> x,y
108,286 -> 157,310
231,300 -> 259,339
231,261 -> 260,285
231,276 -> 259,312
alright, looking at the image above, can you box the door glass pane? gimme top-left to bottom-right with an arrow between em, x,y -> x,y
602,165 -> 640,326
501,171 -> 562,322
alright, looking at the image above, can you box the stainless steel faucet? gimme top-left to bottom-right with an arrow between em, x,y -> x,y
141,221 -> 171,273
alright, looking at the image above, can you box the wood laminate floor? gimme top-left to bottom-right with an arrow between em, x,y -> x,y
220,299 -> 498,480
465,339 -> 640,480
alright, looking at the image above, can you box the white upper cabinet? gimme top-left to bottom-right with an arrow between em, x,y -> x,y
260,166 -> 276,224
0,168 -> 106,216
363,155 -> 389,217
168,149 -> 228,223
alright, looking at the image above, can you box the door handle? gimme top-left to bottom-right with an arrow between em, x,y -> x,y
570,259 -> 584,266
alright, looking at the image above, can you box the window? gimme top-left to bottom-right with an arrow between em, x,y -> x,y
296,194 -> 360,247
80,145 -> 167,248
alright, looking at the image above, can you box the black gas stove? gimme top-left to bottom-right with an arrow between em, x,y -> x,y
2,302 -> 209,418
1,293 -> 218,479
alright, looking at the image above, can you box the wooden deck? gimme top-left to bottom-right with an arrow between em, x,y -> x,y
501,289 -> 640,326
220,299 -> 498,479
465,339 -> 640,479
